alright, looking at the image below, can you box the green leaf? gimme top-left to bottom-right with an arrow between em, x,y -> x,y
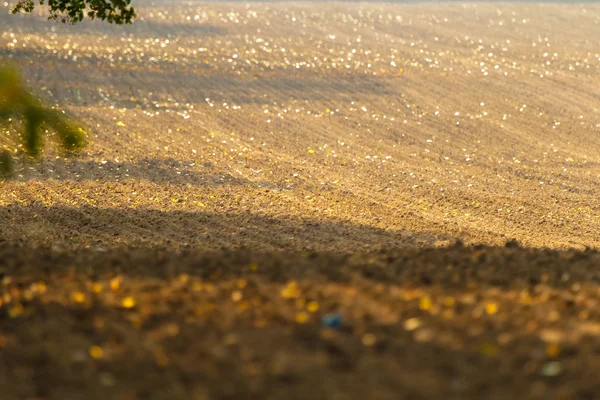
0,64 -> 88,174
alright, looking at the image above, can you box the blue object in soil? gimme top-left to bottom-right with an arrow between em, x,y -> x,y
321,313 -> 342,328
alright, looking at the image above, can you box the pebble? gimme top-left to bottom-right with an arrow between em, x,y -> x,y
321,313 -> 342,328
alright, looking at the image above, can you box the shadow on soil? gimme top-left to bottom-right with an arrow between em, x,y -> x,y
3,47 -> 397,109
0,202 -> 451,252
2,231 -> 599,290
11,158 -> 272,188
1,201 -> 599,289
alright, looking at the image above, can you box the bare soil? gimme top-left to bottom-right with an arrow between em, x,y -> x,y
2,1 -> 600,398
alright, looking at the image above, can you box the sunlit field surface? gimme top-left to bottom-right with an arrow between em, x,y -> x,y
2,2 -> 600,398
2,1 -> 600,250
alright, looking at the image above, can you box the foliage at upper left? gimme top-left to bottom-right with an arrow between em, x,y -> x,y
11,0 -> 136,25
0,65 -> 87,177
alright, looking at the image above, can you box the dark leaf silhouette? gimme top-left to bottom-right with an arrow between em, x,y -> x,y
11,0 -> 136,25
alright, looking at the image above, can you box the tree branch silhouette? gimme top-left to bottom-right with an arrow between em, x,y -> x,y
11,0 -> 136,24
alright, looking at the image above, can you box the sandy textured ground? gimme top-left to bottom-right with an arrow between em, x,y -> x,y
2,1 -> 600,398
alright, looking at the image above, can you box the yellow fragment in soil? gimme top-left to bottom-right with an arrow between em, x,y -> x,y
178,274 -> 190,285
486,303 -> 498,315
231,291 -> 243,302
307,301 -> 320,313
237,300 -> 249,312
404,317 -> 422,331
295,311 -> 309,324
89,345 -> 104,359
121,297 -> 136,309
546,344 -> 560,358
281,281 -> 300,299
36,281 -> 47,294
110,277 -> 121,292
443,297 -> 455,308
8,303 -> 23,318
419,296 -> 432,311
72,292 -> 86,304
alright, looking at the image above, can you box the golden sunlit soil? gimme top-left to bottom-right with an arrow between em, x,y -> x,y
2,1 -> 600,398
